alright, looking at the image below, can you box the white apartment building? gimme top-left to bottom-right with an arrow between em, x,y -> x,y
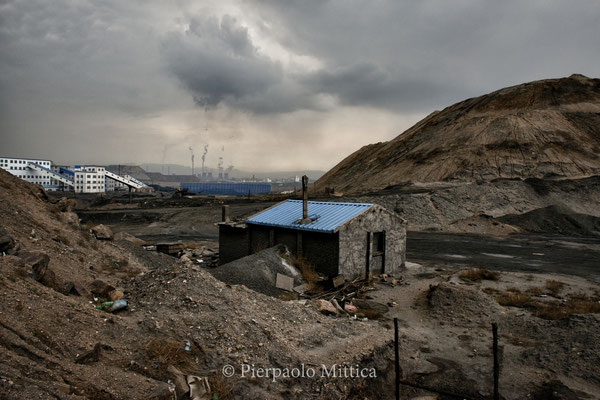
0,156 -> 57,190
72,165 -> 106,193
2,157 -> 148,193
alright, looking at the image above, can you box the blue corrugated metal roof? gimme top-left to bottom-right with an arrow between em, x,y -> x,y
246,200 -> 373,233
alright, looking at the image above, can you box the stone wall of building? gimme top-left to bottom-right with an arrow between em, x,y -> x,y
337,205 -> 406,279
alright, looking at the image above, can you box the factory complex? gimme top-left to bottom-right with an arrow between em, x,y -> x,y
0,156 -> 277,196
0,156 -> 148,193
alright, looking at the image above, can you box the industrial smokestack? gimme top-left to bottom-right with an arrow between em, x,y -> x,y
189,146 -> 195,176
302,175 -> 308,220
201,144 -> 208,175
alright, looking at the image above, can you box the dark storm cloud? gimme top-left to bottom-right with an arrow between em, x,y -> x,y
162,14 -> 325,114
161,13 -> 453,113
302,62 -> 458,110
163,16 -> 281,108
1,0 -> 599,169
162,0 -> 600,114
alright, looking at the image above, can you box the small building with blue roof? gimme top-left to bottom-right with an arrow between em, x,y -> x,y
219,199 -> 406,279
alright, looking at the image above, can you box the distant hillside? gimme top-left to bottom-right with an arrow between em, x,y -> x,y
106,165 -> 150,181
316,74 -> 600,194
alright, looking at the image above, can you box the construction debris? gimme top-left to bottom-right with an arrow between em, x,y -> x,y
332,274 -> 345,288
313,299 -> 337,315
275,273 -> 294,292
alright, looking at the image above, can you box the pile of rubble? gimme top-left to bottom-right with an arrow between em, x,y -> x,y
309,274 -> 403,320
180,246 -> 219,268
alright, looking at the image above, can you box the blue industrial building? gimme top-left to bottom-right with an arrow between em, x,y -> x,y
180,182 -> 271,196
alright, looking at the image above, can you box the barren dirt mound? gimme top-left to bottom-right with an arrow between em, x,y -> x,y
498,205 -> 600,237
427,283 -> 503,322
317,74 -> 600,194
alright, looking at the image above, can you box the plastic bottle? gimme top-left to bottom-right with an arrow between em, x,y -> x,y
110,299 -> 128,313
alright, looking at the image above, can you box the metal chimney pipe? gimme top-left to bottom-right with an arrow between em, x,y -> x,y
222,205 -> 230,222
302,175 -> 308,219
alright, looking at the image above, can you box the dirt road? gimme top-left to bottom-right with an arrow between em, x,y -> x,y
408,232 -> 600,283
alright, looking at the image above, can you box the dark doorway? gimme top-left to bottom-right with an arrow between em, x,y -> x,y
371,231 -> 386,275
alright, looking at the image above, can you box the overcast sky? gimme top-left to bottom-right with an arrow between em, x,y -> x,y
1,0 -> 599,172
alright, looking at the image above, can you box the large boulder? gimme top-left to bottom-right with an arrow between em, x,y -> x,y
56,197 -> 75,212
63,212 -> 80,228
0,226 -> 14,252
18,250 -> 50,281
90,279 -> 116,298
114,231 -> 145,245
90,224 -> 113,240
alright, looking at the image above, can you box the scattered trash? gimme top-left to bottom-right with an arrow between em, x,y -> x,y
184,340 -> 191,351
110,299 -> 128,313
96,301 -> 114,310
96,299 -> 128,313
187,375 -> 212,400
344,303 -> 358,314
331,298 -> 344,314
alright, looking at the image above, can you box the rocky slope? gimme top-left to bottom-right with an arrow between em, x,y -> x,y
317,74 -> 600,194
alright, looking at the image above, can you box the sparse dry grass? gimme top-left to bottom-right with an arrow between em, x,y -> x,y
291,256 -> 319,291
496,292 -> 533,308
545,280 -> 565,296
506,287 -> 521,293
355,307 -> 384,320
145,338 -> 196,379
495,289 -> 600,320
278,292 -> 295,301
482,287 -> 501,295
209,374 -> 234,400
528,286 -> 544,296
459,268 -> 500,282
